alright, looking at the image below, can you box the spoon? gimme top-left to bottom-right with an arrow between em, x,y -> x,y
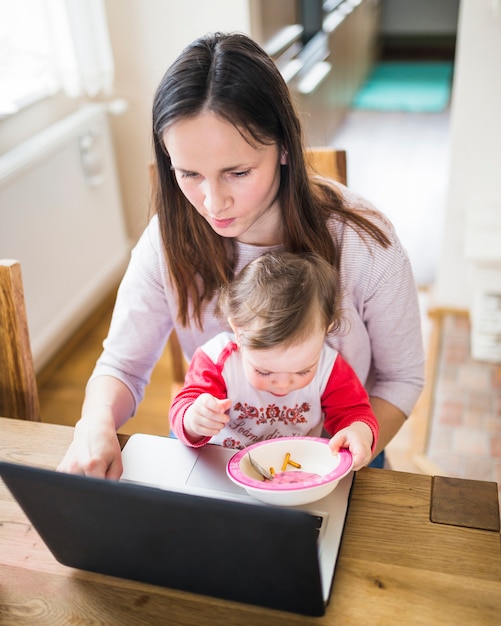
220,425 -> 275,481
247,451 -> 274,481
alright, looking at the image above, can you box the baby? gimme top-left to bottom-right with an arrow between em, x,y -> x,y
170,251 -> 379,470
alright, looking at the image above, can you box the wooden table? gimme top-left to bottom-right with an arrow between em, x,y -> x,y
1,417 -> 500,625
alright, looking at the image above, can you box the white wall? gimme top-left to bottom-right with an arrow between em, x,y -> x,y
103,0 -> 254,240
0,1 -> 254,242
434,0 -> 501,309
0,105 -> 130,370
0,93 -> 78,156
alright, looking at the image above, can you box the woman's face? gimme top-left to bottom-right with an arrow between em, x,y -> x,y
163,111 -> 286,246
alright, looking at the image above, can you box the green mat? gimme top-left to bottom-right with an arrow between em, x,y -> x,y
353,62 -> 454,113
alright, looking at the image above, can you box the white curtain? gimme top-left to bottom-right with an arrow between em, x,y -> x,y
0,0 -> 114,116
49,0 -> 115,98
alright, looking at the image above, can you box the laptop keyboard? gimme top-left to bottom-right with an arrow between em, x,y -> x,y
311,514 -> 325,542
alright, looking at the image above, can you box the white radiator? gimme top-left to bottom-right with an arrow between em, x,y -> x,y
0,104 -> 131,371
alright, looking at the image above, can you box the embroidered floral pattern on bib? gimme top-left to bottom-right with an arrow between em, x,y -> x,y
220,401 -> 313,449
233,402 -> 311,425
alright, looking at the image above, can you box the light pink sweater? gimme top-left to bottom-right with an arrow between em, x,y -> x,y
90,186 -> 425,418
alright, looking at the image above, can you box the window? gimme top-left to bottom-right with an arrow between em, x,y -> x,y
0,0 -> 114,118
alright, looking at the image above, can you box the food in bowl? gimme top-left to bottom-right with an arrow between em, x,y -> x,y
226,437 -> 353,506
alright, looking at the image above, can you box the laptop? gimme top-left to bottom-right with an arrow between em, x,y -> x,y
0,433 -> 353,617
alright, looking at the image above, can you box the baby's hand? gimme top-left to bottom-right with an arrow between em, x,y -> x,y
183,395 -> 232,442
328,422 -> 374,471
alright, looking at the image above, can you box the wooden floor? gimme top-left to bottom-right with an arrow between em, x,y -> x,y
330,108 -> 450,287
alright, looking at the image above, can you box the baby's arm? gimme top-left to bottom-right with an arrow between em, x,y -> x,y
184,396 -> 231,443
329,422 -> 374,471
169,346 -> 230,447
321,353 -> 380,469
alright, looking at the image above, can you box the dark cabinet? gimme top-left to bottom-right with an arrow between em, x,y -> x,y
251,0 -> 381,144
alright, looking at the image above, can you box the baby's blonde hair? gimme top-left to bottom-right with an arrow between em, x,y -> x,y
218,251 -> 342,350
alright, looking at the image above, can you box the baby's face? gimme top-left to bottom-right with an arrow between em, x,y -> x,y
240,328 -> 325,397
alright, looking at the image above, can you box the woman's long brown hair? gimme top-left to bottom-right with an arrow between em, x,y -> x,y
152,32 -> 390,328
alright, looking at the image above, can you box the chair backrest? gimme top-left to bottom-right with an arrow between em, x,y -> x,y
165,148 -> 348,385
0,260 -> 40,420
306,148 -> 347,185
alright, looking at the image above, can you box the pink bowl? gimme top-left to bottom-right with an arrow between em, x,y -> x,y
226,437 -> 353,506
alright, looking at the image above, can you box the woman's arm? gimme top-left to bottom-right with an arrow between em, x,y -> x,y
58,218 -> 174,478
369,396 -> 406,459
333,191 -> 425,423
57,376 -> 135,479
321,354 -> 379,451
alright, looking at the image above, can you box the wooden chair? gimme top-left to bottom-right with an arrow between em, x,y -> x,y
167,148 -> 348,384
0,260 -> 40,420
306,147 -> 347,186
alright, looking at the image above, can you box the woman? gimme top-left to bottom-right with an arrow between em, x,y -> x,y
58,32 -> 424,479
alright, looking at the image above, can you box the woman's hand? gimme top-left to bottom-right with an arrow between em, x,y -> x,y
328,421 -> 374,471
183,395 -> 232,442
56,375 -> 135,479
57,413 -> 123,479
